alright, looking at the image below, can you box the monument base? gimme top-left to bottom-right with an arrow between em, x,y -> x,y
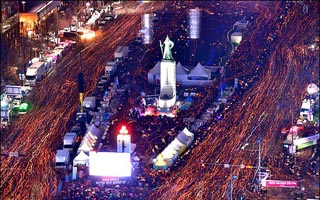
158,96 -> 176,108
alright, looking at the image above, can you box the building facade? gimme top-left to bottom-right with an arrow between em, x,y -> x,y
1,1 -> 20,71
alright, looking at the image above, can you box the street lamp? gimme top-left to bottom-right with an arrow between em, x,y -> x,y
230,175 -> 237,200
240,138 -> 263,193
22,1 -> 26,12
257,138 -> 261,193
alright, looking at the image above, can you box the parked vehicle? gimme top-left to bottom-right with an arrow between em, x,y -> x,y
0,101 -> 10,124
100,75 -> 109,83
55,149 -> 70,168
105,61 -> 118,75
25,61 -> 46,86
114,46 -> 129,62
63,132 -> 78,152
105,5 -> 117,21
5,85 -> 22,97
83,96 -> 96,110
300,99 -> 312,120
12,95 -> 23,108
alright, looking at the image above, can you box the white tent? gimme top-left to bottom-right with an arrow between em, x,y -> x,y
147,61 -> 161,84
73,151 -> 89,166
178,127 -> 194,146
188,62 -> 211,80
78,141 -> 92,153
154,127 -> 194,168
176,62 -> 189,82
77,124 -> 102,153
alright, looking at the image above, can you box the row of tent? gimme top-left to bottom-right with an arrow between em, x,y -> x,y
56,124 -> 102,167
153,127 -> 194,170
148,62 -> 223,84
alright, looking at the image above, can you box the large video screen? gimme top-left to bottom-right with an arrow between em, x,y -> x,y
89,152 -> 132,177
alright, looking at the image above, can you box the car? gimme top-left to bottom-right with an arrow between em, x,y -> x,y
14,95 -> 23,103
100,75 -> 109,83
135,37 -> 143,45
12,96 -> 23,108
96,81 -> 106,90
1,118 -> 8,131
70,125 -> 85,137
98,20 -> 107,26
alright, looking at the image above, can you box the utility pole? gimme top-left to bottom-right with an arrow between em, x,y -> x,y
230,175 -> 237,200
78,51 -> 84,113
201,138 -> 267,195
257,138 -> 261,193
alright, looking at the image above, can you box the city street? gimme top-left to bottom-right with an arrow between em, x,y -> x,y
1,1 -> 319,199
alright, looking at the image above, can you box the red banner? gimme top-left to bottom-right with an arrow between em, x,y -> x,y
265,180 -> 298,188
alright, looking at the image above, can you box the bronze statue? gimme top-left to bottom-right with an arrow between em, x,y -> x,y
160,35 -> 174,60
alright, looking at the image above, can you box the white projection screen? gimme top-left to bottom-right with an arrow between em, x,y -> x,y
89,152 -> 132,177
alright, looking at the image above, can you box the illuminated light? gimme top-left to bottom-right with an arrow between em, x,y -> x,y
1,100 -> 8,108
18,103 -> 30,113
189,8 -> 201,39
230,32 -> 243,46
308,44 -> 315,49
117,134 -> 131,140
81,30 -> 96,40
120,125 -> 128,134
246,165 -> 253,169
306,83 -> 319,96
89,152 -> 132,177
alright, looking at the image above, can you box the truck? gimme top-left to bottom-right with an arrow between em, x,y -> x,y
104,5 -> 117,21
55,149 -> 70,168
105,61 -> 118,75
5,85 -> 22,97
300,99 -> 312,119
25,61 -> 46,86
1,103 -> 10,123
63,132 -> 78,151
114,46 -> 129,62
83,96 -> 96,110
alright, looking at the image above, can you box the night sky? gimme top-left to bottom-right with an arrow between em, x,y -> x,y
20,1 -> 47,13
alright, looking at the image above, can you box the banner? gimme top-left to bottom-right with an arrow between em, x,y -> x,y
293,134 -> 319,146
262,180 -> 298,188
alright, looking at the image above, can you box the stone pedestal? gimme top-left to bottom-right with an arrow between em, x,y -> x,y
159,60 -> 176,108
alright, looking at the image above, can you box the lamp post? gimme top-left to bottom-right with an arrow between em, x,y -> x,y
22,1 -> 26,12
257,138 -> 261,193
241,138 -> 263,193
230,175 -> 237,200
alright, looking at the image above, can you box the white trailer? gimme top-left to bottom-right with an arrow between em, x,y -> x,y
55,149 -> 70,168
83,96 -> 96,110
5,85 -> 22,97
105,61 -> 118,75
1,106 -> 9,121
300,99 -> 311,119
63,132 -> 77,151
114,46 -> 129,62
25,61 -> 46,86
43,57 -> 53,73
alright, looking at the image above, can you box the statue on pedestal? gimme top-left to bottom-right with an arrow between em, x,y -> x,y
160,35 -> 174,60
